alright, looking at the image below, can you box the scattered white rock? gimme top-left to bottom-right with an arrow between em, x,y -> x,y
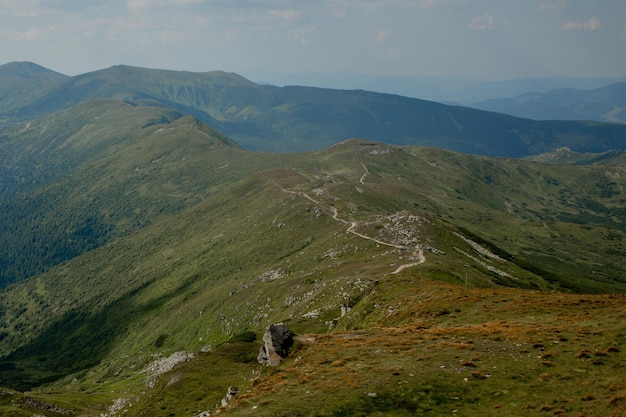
143,351 -> 194,388
454,232 -> 503,260
302,308 -> 321,319
100,397 -> 130,417
454,248 -> 515,279
257,269 -> 286,282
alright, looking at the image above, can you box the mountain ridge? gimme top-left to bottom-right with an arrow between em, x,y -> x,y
0,138 -> 625,415
471,82 -> 626,124
3,62 -> 626,156
0,61 -> 67,80
0,62 -> 69,123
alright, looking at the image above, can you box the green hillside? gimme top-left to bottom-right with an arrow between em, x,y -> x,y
0,62 -> 67,125
526,146 -> 626,166
0,100 -> 247,288
0,67 -> 626,416
3,63 -> 626,155
2,99 -> 625,290
0,130 -> 625,415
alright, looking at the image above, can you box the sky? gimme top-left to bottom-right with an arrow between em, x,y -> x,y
1,0 -> 625,82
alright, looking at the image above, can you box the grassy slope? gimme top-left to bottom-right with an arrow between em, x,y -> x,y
0,100 -> 248,287
0,62 -> 67,125
223,280 -> 626,417
0,140 -> 625,415
3,282 -> 626,417
526,147 -> 626,166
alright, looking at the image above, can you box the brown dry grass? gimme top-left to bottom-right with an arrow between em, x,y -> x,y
226,276 -> 626,416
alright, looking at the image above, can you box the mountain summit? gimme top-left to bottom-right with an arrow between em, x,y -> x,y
0,61 -> 66,80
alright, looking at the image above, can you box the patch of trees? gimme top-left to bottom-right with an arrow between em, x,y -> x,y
0,194 -> 112,288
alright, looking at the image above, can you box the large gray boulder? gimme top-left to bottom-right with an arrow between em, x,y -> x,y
257,323 -> 295,366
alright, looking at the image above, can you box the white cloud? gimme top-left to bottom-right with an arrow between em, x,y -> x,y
563,16 -> 600,31
159,30 -> 193,45
416,0 -> 469,7
418,0 -> 436,8
468,13 -> 493,31
267,9 -> 301,22
126,0 -> 201,11
288,26 -> 315,47
0,0 -> 49,18
327,7 -> 347,19
126,0 -> 156,10
323,0 -> 423,16
0,0 -> 624,80
334,0 -> 394,16
0,28 -> 40,42
537,0 -> 569,13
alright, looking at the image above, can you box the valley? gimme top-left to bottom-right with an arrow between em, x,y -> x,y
0,63 -> 625,416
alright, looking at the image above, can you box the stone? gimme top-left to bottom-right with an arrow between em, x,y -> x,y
226,386 -> 238,401
220,386 -> 238,407
257,323 -> 295,366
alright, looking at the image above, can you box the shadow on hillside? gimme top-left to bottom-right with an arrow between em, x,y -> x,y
0,273 -> 200,392
0,305 -> 121,391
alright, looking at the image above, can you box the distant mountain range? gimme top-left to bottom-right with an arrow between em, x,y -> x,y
2,62 -> 626,156
471,82 -> 626,124
243,69 -> 626,104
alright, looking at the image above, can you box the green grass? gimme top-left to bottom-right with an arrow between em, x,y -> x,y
216,278 -> 626,417
1,136 -> 626,415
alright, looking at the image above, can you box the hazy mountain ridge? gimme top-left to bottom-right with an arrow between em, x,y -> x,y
0,62 -> 68,123
3,62 -> 626,156
0,61 -> 66,82
243,70 -> 626,104
471,82 -> 626,124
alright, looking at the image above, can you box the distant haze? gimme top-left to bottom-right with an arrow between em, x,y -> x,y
1,0 -> 625,91
240,70 -> 626,104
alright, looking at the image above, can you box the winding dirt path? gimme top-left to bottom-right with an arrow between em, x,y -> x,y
389,247 -> 426,275
352,146 -> 370,185
260,161 -> 426,274
358,162 -> 369,184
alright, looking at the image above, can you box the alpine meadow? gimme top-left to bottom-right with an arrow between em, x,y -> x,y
1,62 -> 626,417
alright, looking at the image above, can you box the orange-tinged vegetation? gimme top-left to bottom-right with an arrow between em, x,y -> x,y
221,277 -> 626,417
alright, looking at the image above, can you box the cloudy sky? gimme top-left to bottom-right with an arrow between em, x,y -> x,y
1,0 -> 625,81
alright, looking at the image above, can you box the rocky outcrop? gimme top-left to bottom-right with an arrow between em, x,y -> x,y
220,386 -> 238,407
18,397 -> 74,416
143,351 -> 194,388
257,323 -> 295,366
